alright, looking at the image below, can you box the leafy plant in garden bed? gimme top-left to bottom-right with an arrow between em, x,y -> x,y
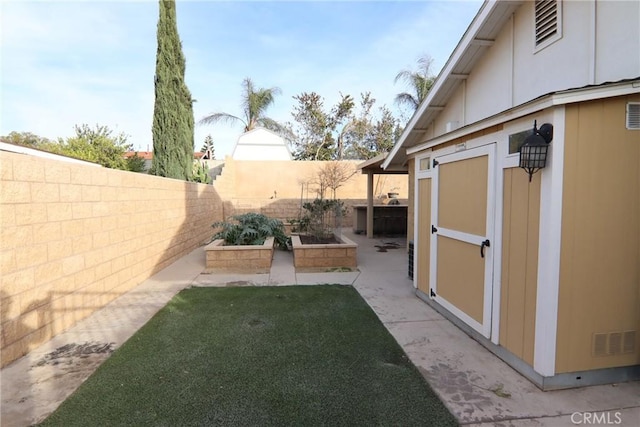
212,213 -> 288,248
290,198 -> 346,244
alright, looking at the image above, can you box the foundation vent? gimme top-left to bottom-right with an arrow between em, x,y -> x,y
593,333 -> 608,357
623,331 -> 636,354
627,102 -> 640,130
593,331 -> 637,356
609,333 -> 623,354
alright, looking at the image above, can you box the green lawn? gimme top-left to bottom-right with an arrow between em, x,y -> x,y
40,285 -> 457,426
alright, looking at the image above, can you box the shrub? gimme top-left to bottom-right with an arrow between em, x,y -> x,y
212,213 -> 288,248
291,198 -> 346,242
191,161 -> 212,184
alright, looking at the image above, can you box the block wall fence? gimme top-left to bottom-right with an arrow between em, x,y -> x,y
0,151 -> 222,367
0,153 -> 409,367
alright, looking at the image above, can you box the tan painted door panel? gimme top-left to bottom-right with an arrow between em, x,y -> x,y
417,178 -> 431,294
430,144 -> 495,338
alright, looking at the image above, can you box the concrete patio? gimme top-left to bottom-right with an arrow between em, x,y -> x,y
1,230 -> 638,426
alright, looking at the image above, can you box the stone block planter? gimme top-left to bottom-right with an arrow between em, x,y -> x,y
291,234 -> 357,271
205,237 -> 275,273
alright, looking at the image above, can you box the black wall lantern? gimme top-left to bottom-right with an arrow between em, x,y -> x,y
519,120 -> 553,182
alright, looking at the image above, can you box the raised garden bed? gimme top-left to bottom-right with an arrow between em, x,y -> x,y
291,234 -> 357,271
204,237 -> 274,273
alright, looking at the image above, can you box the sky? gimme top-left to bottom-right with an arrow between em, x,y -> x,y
1,0 -> 483,158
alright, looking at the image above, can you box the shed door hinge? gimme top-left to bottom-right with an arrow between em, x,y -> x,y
433,159 -> 439,167
431,225 -> 438,234
430,289 -> 436,298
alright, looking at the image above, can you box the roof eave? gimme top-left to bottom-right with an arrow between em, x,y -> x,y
382,0 -> 523,170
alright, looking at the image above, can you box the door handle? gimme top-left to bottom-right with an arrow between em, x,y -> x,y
480,239 -> 490,258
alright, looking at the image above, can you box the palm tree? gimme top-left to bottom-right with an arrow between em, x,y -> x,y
199,77 -> 288,135
394,55 -> 436,112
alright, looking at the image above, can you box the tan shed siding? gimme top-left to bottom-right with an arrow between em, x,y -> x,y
416,178 -> 432,294
556,95 -> 640,373
500,168 -> 541,366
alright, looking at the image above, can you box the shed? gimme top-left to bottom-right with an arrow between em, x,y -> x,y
383,0 -> 640,390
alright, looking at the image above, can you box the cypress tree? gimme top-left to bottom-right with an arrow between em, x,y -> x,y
151,0 -> 194,180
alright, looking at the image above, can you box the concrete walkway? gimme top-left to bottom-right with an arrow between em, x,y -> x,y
1,230 -> 639,426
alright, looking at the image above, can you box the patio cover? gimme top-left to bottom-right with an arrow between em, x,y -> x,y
357,153 -> 408,238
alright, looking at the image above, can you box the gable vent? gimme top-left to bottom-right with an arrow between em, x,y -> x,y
535,0 -> 559,46
626,103 -> 640,130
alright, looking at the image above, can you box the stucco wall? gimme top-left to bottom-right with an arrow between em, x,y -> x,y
0,151 -> 221,367
213,158 -> 409,227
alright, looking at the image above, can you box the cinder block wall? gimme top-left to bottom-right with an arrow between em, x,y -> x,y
0,153 -> 407,367
0,151 -> 222,367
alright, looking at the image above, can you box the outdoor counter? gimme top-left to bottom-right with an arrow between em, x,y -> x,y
352,204 -> 408,236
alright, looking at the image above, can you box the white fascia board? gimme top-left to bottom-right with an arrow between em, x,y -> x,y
407,97 -> 555,155
0,142 -> 102,167
407,80 -> 640,156
551,80 -> 640,105
382,0 -> 498,170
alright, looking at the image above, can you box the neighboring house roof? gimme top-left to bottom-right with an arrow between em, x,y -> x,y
124,151 -> 153,160
383,0 -> 523,170
231,127 -> 292,161
123,151 -> 205,160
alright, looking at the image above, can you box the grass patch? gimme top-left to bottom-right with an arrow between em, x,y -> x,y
40,285 -> 457,426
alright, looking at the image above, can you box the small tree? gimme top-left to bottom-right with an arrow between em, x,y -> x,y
342,94 -> 403,160
0,131 -> 51,148
292,162 -> 353,242
191,160 -> 212,184
200,134 -> 215,159
289,92 -> 354,160
126,152 -> 148,172
313,161 -> 357,199
67,124 -> 132,169
36,124 -> 131,169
